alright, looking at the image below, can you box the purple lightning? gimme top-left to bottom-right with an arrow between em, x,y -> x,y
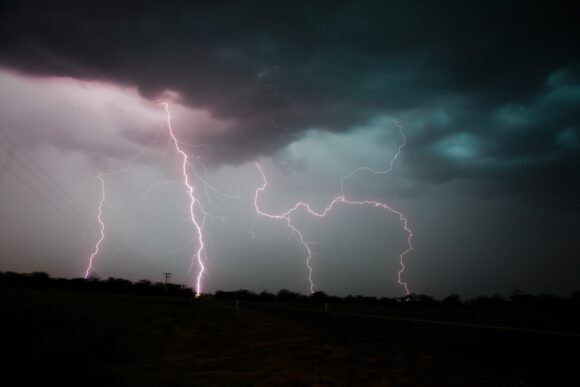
253,120 -> 413,295
82,118 -> 164,279
254,162 -> 316,293
340,119 -> 407,195
81,101 -> 219,293
160,102 -> 207,296
83,173 -> 105,279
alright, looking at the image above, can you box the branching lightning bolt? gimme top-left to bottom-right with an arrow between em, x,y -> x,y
82,120 -> 164,279
253,120 -> 413,295
254,162 -> 316,293
83,173 -> 105,279
340,119 -> 406,195
338,119 -> 413,294
82,101 -> 228,293
160,102 -> 207,296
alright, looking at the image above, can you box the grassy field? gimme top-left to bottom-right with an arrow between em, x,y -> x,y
233,299 -> 580,334
1,288 -> 577,386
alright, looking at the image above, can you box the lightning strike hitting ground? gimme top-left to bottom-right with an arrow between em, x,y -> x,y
83,173 -> 105,279
253,121 -> 413,295
293,196 -> 412,295
254,162 -> 316,293
82,121 -> 164,279
82,101 -> 226,290
161,102 -> 207,296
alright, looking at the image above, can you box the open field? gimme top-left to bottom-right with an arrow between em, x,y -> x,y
1,288 -> 579,386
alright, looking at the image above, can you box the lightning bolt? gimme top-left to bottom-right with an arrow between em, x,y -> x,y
83,173 -> 105,279
141,177 -> 181,200
340,119 -> 406,195
254,162 -> 316,293
253,120 -> 413,295
82,119 -> 163,279
82,101 -> 221,294
160,102 -> 206,297
293,196 -> 412,296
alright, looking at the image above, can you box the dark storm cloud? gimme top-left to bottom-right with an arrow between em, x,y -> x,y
1,0 -> 579,210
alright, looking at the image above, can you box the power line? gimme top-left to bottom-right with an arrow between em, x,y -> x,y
0,133 -> 86,223
0,129 -> 94,225
3,165 -> 86,226
0,129 -> 165,275
0,128 -> 162,265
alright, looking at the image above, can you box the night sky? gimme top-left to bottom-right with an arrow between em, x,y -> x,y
0,1 -> 578,297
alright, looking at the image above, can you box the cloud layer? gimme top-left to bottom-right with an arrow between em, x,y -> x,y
0,1 -> 579,296
1,1 -> 578,210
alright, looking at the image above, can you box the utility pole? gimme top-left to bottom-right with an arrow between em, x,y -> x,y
163,272 -> 172,284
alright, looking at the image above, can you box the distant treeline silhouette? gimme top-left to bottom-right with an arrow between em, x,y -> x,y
2,271 -> 580,308
213,288 -> 580,308
0,271 -> 194,297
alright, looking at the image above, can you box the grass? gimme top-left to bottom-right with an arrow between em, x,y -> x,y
1,288 -> 571,386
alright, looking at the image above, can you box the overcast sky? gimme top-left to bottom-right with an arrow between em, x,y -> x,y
0,1 -> 578,297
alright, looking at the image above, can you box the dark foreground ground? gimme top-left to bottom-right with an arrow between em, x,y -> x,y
1,289 -> 579,386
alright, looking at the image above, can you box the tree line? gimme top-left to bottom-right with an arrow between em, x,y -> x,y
0,271 -> 194,297
213,288 -> 580,308
2,271 -> 579,308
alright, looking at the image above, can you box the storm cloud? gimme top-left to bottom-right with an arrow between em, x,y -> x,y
1,1 -> 579,208
0,1 -> 579,296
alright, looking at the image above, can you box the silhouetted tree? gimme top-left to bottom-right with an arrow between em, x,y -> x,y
442,294 -> 462,305
311,291 -> 328,300
259,289 -> 275,300
30,272 -> 50,281
277,289 -> 301,300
